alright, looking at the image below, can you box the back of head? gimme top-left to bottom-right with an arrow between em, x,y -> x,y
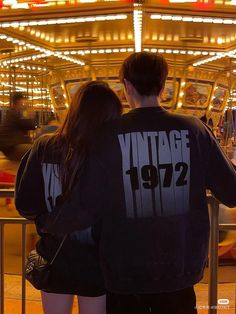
10,92 -> 25,107
64,80 -> 122,142
119,52 -> 168,96
55,80 -> 122,198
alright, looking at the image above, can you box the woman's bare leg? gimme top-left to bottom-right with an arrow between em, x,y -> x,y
41,291 -> 74,314
78,295 -> 106,314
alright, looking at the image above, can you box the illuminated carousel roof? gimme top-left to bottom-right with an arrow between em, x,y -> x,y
0,0 -> 236,112
0,0 -> 236,70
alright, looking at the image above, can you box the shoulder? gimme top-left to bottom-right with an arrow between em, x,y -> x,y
165,112 -> 210,133
32,134 -> 53,151
30,134 -> 60,161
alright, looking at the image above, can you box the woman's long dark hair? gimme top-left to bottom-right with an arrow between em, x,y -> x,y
52,80 -> 122,198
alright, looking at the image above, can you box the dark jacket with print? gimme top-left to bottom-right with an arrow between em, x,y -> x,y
43,107 -> 236,294
15,136 -> 104,296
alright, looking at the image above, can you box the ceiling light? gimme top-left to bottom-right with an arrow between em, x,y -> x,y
150,14 -> 236,25
0,15 -> 127,28
0,33 -> 84,66
133,3 -> 143,53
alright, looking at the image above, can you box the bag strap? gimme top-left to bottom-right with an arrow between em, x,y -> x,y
49,234 -> 67,265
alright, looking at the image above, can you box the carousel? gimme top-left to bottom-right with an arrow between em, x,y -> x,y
0,0 -> 235,269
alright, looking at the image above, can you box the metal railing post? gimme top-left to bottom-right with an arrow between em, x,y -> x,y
0,224 -> 4,314
22,224 -> 27,314
208,197 -> 219,314
0,216 -> 34,314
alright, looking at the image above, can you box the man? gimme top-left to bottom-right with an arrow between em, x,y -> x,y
0,92 -> 37,160
43,52 -> 236,313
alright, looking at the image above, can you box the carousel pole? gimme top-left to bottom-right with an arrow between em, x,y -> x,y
224,61 -> 233,150
40,71 -> 44,125
12,66 -> 16,94
32,76 -> 34,107
2,83 -> 4,106
26,70 -> 29,101
45,59 -> 49,121
9,52 -> 12,106
229,59 -> 236,146
172,55 -> 177,112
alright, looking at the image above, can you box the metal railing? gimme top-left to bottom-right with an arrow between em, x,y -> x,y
0,191 -> 235,314
0,189 -> 14,198
0,217 -> 34,314
208,196 -> 236,314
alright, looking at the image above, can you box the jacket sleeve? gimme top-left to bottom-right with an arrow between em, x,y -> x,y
17,118 -> 37,131
206,134 -> 236,207
42,151 -> 107,234
15,140 -> 47,220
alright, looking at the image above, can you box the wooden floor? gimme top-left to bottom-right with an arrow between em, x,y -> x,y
2,274 -> 235,314
4,274 -> 78,313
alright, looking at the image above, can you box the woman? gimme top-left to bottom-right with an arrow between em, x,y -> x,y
15,81 -> 122,314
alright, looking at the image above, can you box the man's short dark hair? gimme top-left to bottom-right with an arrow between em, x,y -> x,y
11,92 -> 24,106
119,52 -> 168,97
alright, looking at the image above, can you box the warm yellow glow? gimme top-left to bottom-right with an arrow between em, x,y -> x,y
133,3 -> 143,53
127,32 -> 133,40
0,33 -> 85,66
152,33 -> 158,41
79,0 -> 96,2
12,2 -> 29,8
3,0 -> 16,6
151,14 -> 236,24
193,41 -> 236,66
99,33 -> 105,41
169,0 -> 197,2
173,35 -> 179,41
0,15 -> 128,28
56,37 -> 62,43
113,32 -> 119,41
70,36 -> 76,43
120,32 -> 126,41
105,33 -> 112,41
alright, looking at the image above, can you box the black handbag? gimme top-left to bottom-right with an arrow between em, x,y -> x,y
25,235 -> 67,290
